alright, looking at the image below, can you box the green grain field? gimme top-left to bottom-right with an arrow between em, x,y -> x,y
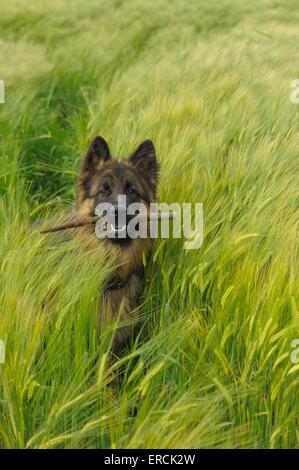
0,0 -> 298,449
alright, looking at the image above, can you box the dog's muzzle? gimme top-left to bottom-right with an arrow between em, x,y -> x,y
109,204 -> 128,234
97,204 -> 137,241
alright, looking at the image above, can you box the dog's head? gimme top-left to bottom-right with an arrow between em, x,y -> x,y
76,136 -> 159,245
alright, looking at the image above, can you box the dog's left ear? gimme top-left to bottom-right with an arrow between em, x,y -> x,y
78,136 -> 111,195
84,136 -> 111,171
129,140 -> 159,193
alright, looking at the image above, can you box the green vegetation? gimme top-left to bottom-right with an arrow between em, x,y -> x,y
0,0 -> 298,448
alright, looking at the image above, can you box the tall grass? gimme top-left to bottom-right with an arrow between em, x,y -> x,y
0,0 -> 298,448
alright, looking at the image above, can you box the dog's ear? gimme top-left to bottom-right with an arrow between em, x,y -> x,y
129,140 -> 159,194
78,136 -> 111,191
83,136 -> 111,171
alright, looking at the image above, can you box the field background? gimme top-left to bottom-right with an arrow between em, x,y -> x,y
0,0 -> 298,448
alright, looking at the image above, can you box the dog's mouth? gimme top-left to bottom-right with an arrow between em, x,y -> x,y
95,209 -> 138,246
109,223 -> 126,234
108,220 -> 132,246
100,221 -> 130,242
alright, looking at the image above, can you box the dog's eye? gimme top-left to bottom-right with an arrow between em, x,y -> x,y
126,186 -> 137,195
99,185 -> 110,195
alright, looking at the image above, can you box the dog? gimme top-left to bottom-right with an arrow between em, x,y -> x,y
75,136 -> 159,351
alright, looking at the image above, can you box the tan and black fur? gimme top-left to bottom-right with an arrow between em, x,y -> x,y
75,136 -> 159,351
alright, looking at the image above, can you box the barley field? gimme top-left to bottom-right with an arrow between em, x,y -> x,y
0,0 -> 298,449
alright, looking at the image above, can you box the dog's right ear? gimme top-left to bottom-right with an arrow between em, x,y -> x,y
78,136 -> 111,190
83,136 -> 111,171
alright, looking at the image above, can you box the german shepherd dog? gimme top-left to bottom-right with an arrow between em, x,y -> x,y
75,136 -> 159,351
